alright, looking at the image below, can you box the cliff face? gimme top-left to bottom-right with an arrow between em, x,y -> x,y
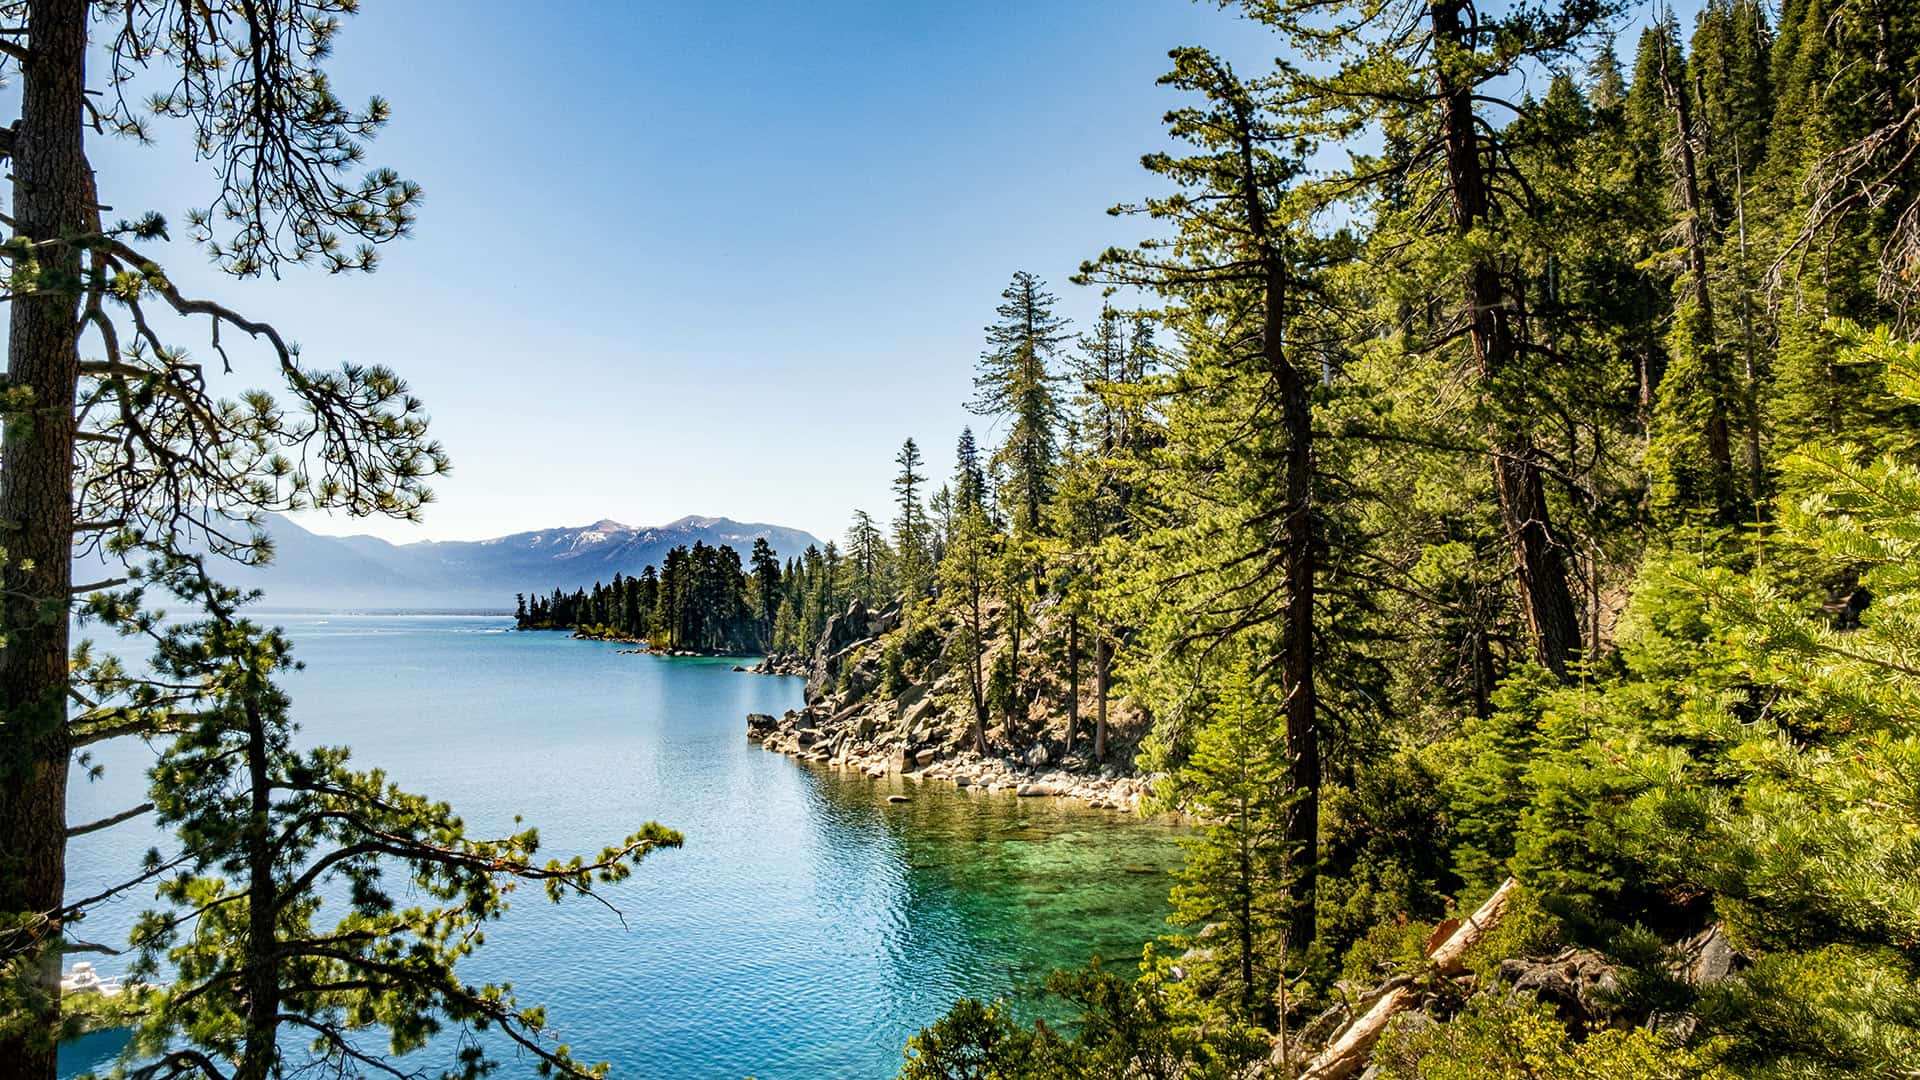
803,597 -> 898,701
747,595 -> 1154,809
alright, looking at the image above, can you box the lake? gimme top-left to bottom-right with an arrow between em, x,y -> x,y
58,613 -> 1186,1079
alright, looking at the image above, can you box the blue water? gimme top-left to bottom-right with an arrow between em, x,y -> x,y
59,614 -> 1185,1079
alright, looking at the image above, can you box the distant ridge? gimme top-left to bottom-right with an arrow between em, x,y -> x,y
84,513 -> 824,611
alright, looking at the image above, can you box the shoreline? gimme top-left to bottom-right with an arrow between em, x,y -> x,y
747,708 -> 1155,812
541,627 -> 757,660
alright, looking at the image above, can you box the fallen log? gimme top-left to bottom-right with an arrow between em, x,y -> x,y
1288,877 -> 1518,1080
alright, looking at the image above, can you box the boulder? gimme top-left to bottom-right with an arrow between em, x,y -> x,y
902,695 -> 937,733
897,680 -> 927,712
745,713 -> 778,739
1675,924 -> 1739,986
807,599 -> 872,700
1499,949 -> 1622,1027
1023,744 -> 1051,768
842,650 -> 883,698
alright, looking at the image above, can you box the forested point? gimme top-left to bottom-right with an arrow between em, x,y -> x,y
5,0 -> 1920,1078
513,539 -> 780,654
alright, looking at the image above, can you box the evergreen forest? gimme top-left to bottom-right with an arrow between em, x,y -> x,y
3,0 -> 1920,1078
514,539 -> 776,654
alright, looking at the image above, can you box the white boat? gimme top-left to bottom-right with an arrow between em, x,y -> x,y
60,961 -> 126,998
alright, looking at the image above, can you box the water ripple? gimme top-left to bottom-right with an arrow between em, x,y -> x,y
61,613 -> 1187,1079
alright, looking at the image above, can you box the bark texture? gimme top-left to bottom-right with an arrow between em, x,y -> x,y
0,2 -> 92,1075
1431,0 -> 1584,679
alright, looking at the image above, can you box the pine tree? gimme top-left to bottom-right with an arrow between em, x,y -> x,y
954,427 -> 988,514
1080,46 -> 1334,949
845,510 -> 891,607
1169,657 -> 1301,1026
927,484 -> 954,570
938,503 -> 997,756
1231,0 -> 1620,678
1643,18 -> 1747,526
0,5 -> 439,1073
123,561 -> 678,1080
892,438 -> 932,603
750,538 -> 782,647
1052,309 -> 1158,754
970,272 -> 1068,538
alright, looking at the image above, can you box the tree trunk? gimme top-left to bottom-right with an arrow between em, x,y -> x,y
1659,32 -> 1737,516
1432,0 -> 1583,679
1065,613 -> 1079,751
969,580 -> 989,756
0,2 -> 92,1074
238,695 -> 280,1080
1093,635 -> 1109,762
1267,264 -> 1319,956
1229,73 -> 1321,954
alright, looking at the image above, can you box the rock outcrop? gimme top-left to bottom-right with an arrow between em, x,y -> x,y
806,599 -> 872,700
746,652 -> 809,677
747,701 -> 1154,810
1498,949 -> 1623,1028
750,597 -> 1154,809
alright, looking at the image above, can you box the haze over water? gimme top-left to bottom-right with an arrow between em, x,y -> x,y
60,614 -> 1185,1079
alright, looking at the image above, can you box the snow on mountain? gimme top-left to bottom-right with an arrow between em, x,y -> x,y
84,514 -> 825,611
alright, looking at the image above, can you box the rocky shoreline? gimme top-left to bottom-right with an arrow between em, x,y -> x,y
736,598 -> 1161,811
747,707 -> 1154,810
744,651 -> 809,676
565,630 -> 757,660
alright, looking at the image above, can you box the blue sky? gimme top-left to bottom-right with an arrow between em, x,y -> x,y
75,1 -> 1672,546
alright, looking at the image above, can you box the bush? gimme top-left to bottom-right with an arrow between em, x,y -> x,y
897,954 -> 1265,1080
1373,995 -> 1724,1080
899,998 -> 1072,1080
883,639 -> 910,697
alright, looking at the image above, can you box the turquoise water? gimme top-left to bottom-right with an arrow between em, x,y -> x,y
58,614 -> 1185,1079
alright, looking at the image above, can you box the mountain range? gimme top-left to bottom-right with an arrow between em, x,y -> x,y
106,513 -> 825,611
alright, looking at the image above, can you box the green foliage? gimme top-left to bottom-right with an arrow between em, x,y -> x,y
895,439 -> 935,603
899,998 -> 1074,1080
517,542 -> 769,653
899,956 -> 1264,1080
1373,995 -> 1723,1080
1167,659 -> 1302,1024
22,0 -> 1920,1074
1317,751 -> 1458,961
95,561 -> 683,1079
1427,329 -> 1920,1074
1695,945 -> 1920,1077
971,272 -> 1070,537
884,4 -> 1920,1076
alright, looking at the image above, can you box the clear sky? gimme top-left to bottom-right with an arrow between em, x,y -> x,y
74,1 -> 1670,546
